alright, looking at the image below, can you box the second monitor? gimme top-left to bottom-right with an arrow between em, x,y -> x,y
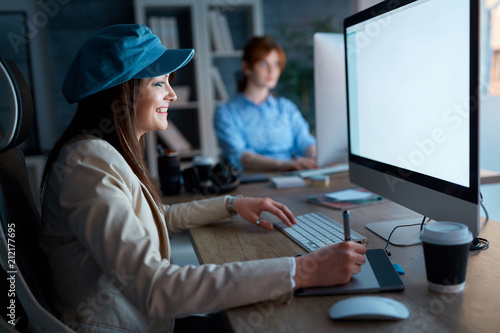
313,32 -> 349,168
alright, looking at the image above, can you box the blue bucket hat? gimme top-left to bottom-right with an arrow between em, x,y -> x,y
63,24 -> 195,103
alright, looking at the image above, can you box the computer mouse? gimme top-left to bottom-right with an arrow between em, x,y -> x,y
329,296 -> 409,321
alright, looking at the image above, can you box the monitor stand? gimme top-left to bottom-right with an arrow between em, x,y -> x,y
366,218 -> 434,246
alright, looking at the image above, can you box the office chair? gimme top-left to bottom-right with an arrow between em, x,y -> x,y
0,58 -> 75,332
1,316 -> 18,332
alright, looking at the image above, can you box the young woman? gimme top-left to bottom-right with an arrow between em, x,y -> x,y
39,25 -> 366,332
214,35 -> 318,171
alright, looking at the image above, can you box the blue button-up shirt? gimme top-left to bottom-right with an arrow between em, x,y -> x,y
214,93 -> 316,170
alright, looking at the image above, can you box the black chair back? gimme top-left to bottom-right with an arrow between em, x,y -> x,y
0,58 -> 71,332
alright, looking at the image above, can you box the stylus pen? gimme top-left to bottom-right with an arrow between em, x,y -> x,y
343,210 -> 351,241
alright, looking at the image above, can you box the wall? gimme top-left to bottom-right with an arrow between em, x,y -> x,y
264,0 -> 355,42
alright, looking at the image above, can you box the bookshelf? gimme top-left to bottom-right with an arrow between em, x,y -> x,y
133,0 -> 263,179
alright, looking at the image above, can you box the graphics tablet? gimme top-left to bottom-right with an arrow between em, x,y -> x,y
295,249 -> 404,296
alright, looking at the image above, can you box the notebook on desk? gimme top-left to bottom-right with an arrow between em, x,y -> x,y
295,249 -> 404,296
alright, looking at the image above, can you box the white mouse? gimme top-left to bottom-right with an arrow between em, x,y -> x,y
329,296 -> 409,321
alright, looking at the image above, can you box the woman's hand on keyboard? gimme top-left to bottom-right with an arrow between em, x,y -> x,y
232,196 -> 296,230
293,241 -> 367,289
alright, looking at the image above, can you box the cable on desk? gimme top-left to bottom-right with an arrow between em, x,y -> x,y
384,216 -> 428,256
470,192 -> 489,251
480,191 -> 489,225
470,237 -> 489,251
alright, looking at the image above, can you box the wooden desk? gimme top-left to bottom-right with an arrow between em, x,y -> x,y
165,172 -> 500,332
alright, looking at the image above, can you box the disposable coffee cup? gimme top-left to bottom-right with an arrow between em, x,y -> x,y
420,222 -> 473,293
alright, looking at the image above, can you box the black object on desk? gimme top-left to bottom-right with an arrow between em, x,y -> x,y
182,163 -> 239,195
158,149 -> 181,196
295,249 -> 404,296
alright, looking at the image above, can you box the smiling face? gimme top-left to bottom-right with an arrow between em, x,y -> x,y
244,49 -> 282,91
135,74 -> 176,140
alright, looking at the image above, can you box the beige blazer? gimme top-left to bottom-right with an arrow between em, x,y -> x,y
40,137 -> 293,333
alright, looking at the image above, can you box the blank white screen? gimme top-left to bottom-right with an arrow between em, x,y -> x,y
347,0 -> 470,187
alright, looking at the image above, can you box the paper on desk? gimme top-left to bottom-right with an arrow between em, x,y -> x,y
326,189 -> 374,201
271,176 -> 306,189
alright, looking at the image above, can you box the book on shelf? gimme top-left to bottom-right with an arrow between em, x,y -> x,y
208,10 -> 224,51
307,188 -> 384,210
148,16 -> 179,49
218,12 -> 234,51
210,66 -> 229,101
207,10 -> 234,52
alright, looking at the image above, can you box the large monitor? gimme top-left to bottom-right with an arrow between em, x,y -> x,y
314,33 -> 348,167
344,0 -> 481,241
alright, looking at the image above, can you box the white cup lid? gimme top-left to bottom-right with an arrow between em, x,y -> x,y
420,222 -> 473,245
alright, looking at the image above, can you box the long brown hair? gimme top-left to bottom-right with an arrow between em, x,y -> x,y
40,78 -> 164,209
238,35 -> 286,92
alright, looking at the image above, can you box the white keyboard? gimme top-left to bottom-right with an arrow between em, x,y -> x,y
285,163 -> 349,178
274,212 -> 366,252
